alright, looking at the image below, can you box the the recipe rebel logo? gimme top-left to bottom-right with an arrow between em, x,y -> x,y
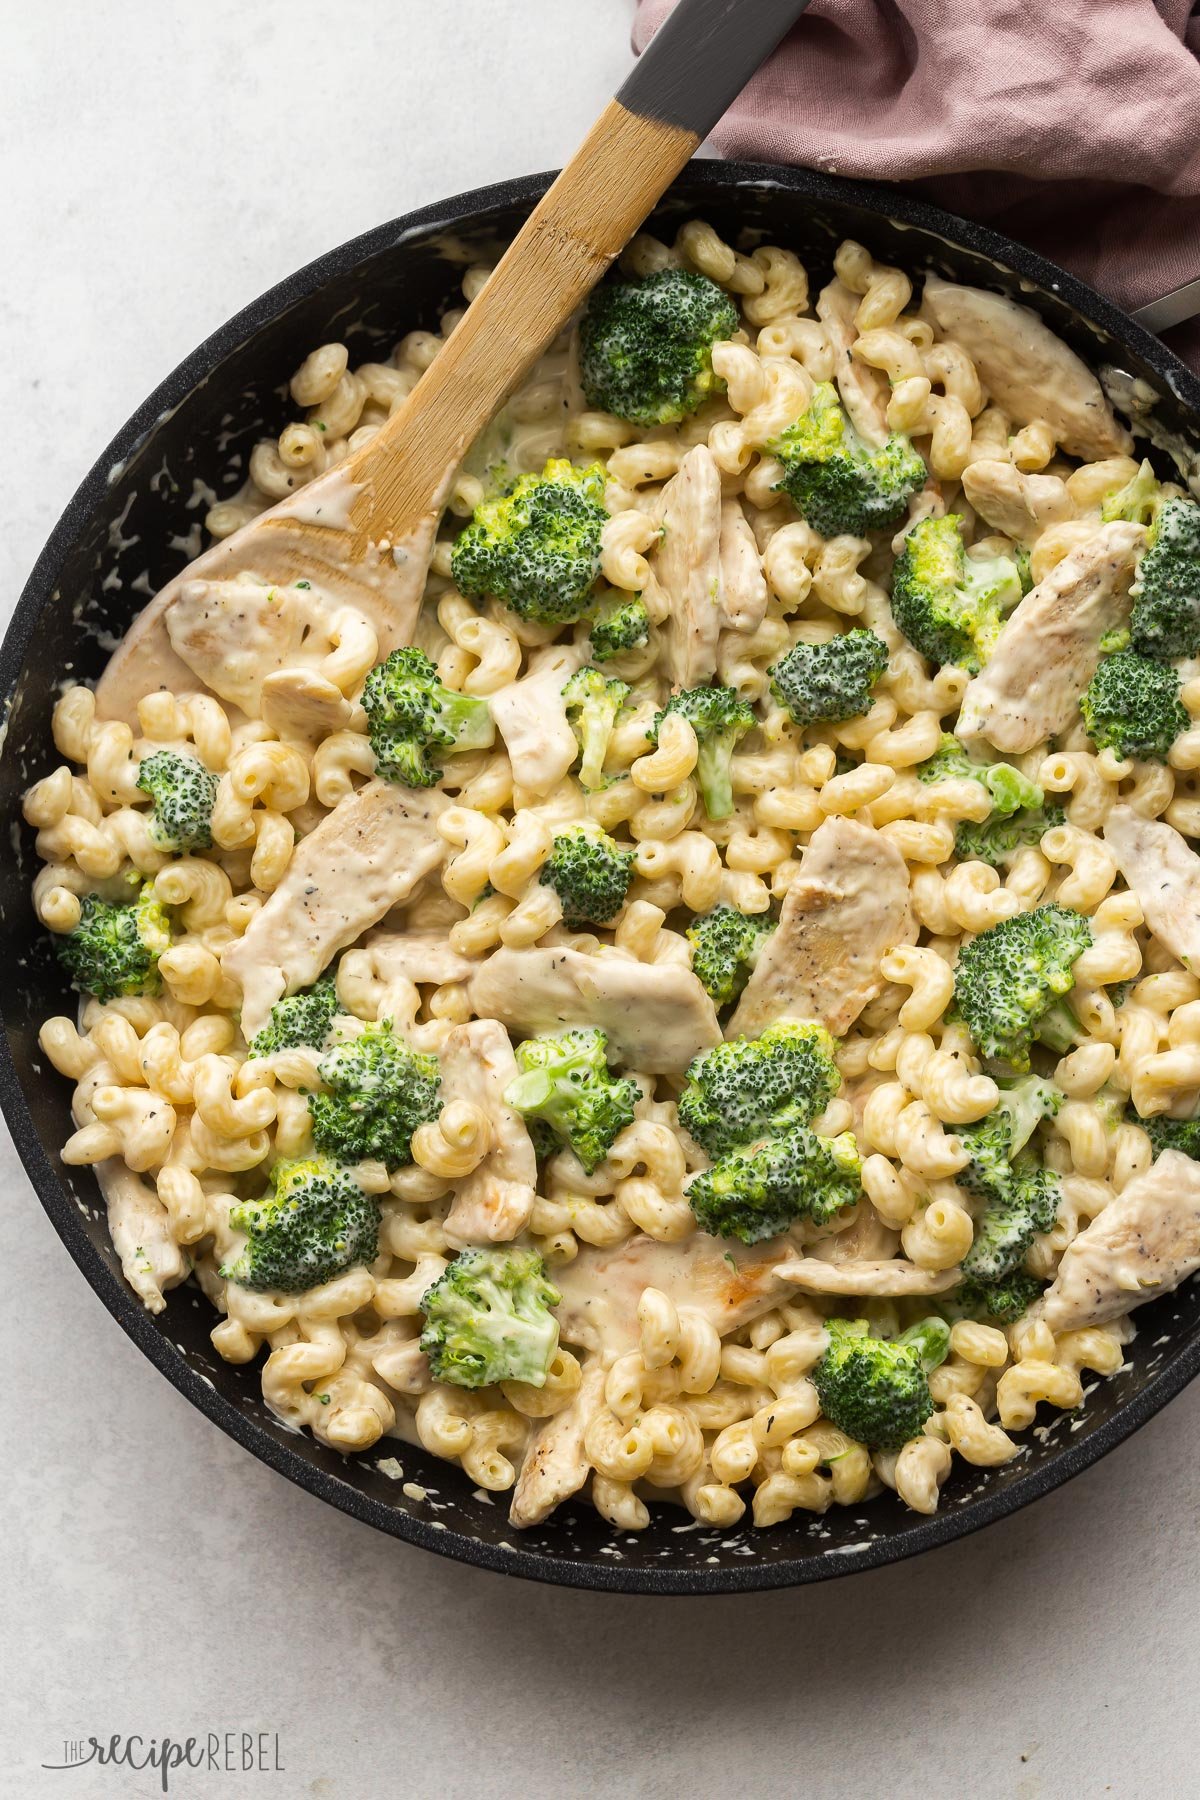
42,1733 -> 285,1790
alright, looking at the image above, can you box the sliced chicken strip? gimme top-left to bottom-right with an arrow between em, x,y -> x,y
468,945 -> 721,1074
509,1364 -> 606,1528
222,782 -> 446,1039
552,1229 -> 808,1359
164,575 -> 376,717
816,280 -> 890,448
923,277 -> 1133,461
440,1020 -> 537,1247
776,1257 -> 960,1297
955,521 -> 1146,754
717,499 -> 769,634
1042,1150 -> 1200,1331
98,1161 -> 189,1314
490,643 -> 583,795
1103,807 -> 1200,973
728,817 -> 916,1039
960,461 -> 1075,544
259,668 -> 354,745
651,444 -> 724,689
96,463 -> 441,725
365,932 -> 477,988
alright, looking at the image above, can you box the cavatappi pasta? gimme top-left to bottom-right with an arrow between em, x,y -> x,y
27,218 -> 1200,1536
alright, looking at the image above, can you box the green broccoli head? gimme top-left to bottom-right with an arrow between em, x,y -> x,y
135,749 -> 217,851
1079,650 -> 1188,763
686,904 -> 776,1008
308,1021 -> 440,1170
959,1076 -> 1062,1203
579,268 -> 738,427
812,1317 -> 950,1450
451,459 -> 608,625
891,515 -> 1020,674
504,1026 -> 639,1174
1129,496 -> 1200,661
1101,458 -> 1162,526
220,1157 -> 379,1294
953,804 -> 1065,867
56,884 -> 170,1001
649,683 -> 754,820
678,1019 -> 841,1159
961,1165 -> 1061,1283
768,628 -> 889,726
247,973 -> 339,1058
539,824 -> 634,929
562,666 -> 630,791
952,903 -> 1092,1071
687,1126 -> 862,1243
956,1270 -> 1046,1325
361,646 -> 495,788
767,382 -> 927,538
588,593 -> 650,663
1129,1108 -> 1200,1161
419,1247 -> 561,1389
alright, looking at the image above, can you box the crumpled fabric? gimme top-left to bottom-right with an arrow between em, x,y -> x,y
631,0 -> 1200,368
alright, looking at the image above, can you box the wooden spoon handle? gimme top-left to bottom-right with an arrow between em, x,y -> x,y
348,0 -> 813,543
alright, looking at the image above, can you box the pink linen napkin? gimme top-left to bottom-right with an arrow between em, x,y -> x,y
632,0 -> 1200,369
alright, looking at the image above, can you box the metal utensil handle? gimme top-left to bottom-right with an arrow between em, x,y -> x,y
618,0 -> 812,138
1130,277 -> 1200,336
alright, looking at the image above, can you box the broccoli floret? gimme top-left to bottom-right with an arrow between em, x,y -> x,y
451,459 -> 608,625
539,824 -> 634,929
768,628 -> 888,726
308,1021 -> 440,1170
678,1020 -> 841,1159
1101,458 -> 1162,526
812,1317 -> 950,1450
562,666 -> 630,790
686,905 -> 776,1008
952,903 -> 1092,1071
767,382 -> 927,538
954,803 -> 1065,868
1128,1108 -> 1200,1161
891,515 -> 1020,674
955,1270 -> 1045,1324
959,1076 -> 1061,1204
1079,650 -> 1187,763
688,1126 -> 862,1243
135,749 -> 217,851
247,973 -> 339,1058
649,683 -> 754,820
1130,497 -> 1200,660
420,1247 -> 561,1389
579,268 -> 738,427
588,593 -> 650,663
361,646 -> 494,788
56,884 -> 170,1001
961,1166 -> 1061,1284
917,734 -> 1046,816
220,1157 -> 379,1294
504,1026 -> 639,1174
956,1078 -> 1063,1282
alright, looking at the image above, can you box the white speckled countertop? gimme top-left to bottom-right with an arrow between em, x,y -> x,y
0,5 -> 1194,1795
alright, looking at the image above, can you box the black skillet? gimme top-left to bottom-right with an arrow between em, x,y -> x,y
4,158 -> 1199,1593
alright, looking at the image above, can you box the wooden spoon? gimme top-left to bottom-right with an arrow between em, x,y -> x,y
97,0 -> 812,722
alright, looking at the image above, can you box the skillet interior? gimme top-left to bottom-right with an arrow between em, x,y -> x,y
4,161 -> 1200,1595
